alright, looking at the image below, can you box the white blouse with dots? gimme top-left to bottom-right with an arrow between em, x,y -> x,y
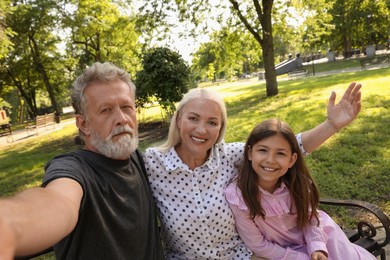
144,135 -> 306,260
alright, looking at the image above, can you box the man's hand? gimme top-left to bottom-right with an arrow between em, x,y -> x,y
327,82 -> 362,131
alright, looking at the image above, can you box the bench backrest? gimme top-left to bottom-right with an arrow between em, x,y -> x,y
0,109 -> 9,125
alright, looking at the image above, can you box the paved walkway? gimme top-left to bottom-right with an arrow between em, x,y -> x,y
0,118 -> 76,148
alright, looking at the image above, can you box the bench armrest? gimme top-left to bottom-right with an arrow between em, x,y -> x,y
320,197 -> 390,257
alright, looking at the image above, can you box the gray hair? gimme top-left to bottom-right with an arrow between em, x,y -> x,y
71,62 -> 135,116
157,88 -> 227,152
71,62 -> 135,142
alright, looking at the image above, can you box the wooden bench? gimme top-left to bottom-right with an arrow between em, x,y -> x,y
360,55 -> 390,70
26,113 -> 56,135
0,123 -> 13,143
288,68 -> 308,78
320,198 -> 390,260
15,197 -> 389,259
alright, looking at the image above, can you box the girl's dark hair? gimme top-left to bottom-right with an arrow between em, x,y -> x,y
237,118 -> 320,229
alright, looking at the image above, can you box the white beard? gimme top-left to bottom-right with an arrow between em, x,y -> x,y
90,124 -> 139,159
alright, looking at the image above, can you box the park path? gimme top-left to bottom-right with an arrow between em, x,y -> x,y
0,118 -> 76,148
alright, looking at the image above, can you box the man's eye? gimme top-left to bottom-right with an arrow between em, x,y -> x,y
123,105 -> 134,111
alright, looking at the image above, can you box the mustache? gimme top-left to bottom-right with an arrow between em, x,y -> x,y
107,125 -> 135,140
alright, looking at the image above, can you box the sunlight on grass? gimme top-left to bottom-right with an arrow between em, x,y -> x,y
1,67 -> 389,217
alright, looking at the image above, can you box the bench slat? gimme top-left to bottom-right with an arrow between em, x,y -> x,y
25,113 -> 56,135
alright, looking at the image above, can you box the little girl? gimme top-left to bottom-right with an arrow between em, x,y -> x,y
224,118 -> 375,260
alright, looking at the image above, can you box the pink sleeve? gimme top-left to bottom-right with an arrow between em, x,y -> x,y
302,213 -> 328,256
225,187 -> 310,260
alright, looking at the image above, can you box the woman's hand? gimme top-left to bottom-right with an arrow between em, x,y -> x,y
327,82 -> 362,131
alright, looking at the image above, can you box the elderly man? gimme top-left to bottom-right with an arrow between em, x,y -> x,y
0,62 -> 164,260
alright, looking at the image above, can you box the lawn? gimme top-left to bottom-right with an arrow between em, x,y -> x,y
0,66 -> 389,258
210,68 -> 390,215
1,67 -> 389,206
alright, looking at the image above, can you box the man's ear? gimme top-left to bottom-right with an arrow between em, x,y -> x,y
76,114 -> 90,137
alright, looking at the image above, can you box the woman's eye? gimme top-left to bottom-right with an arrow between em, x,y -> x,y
188,116 -> 198,121
208,121 -> 218,126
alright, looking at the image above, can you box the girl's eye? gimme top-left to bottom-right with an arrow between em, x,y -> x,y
208,120 -> 218,126
188,116 -> 198,121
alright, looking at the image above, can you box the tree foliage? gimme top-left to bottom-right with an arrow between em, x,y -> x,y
329,0 -> 389,55
60,0 -> 141,75
1,0 -> 65,120
135,47 -> 191,121
192,26 -> 262,81
138,0 -> 284,96
1,0 -> 143,123
0,0 -> 14,60
297,0 -> 390,56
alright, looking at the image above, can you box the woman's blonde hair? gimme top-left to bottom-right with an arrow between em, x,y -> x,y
157,88 -> 227,152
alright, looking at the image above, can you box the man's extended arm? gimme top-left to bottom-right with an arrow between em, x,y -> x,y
0,178 -> 82,259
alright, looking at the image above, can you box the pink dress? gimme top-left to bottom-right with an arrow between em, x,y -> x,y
224,182 -> 376,260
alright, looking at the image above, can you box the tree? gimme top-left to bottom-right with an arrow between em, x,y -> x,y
0,0 -> 15,60
138,0 -> 288,96
1,0 -> 143,123
1,0 -> 65,120
324,0 -> 389,56
60,0 -> 141,76
192,26 -> 262,81
135,47 -> 191,121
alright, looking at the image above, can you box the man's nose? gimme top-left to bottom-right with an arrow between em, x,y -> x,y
114,108 -> 129,125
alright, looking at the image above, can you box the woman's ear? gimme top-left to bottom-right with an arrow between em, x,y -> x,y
175,112 -> 181,130
76,114 -> 90,137
289,153 -> 298,168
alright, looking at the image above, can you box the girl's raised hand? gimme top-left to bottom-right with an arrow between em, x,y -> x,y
327,82 -> 362,131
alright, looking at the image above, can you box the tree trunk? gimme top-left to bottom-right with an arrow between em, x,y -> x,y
6,68 -> 38,119
29,35 -> 60,115
261,2 -> 278,96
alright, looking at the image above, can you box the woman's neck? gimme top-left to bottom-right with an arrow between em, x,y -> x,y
175,145 -> 210,170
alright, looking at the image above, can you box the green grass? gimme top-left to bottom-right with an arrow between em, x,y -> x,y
0,124 -> 79,196
304,58 -> 363,74
210,67 -> 390,216
0,66 -> 389,257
